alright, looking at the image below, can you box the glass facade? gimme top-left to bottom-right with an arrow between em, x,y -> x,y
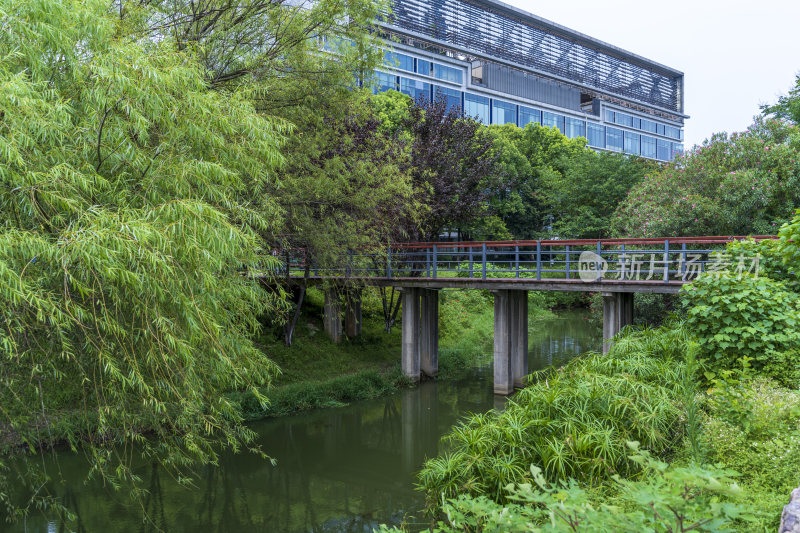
400,77 -> 430,101
371,49 -> 684,162
384,51 -> 414,72
493,100 -> 516,125
624,131 -> 640,155
587,123 -> 604,148
374,71 -> 397,93
657,139 -> 671,161
566,117 -> 585,139
434,85 -> 462,112
464,92 -> 490,123
433,63 -> 463,83
542,111 -> 565,133
606,127 -> 623,152
416,59 -> 432,76
519,106 -> 541,127
641,135 -> 657,159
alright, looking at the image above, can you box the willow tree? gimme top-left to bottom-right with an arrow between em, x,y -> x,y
0,0 -> 286,520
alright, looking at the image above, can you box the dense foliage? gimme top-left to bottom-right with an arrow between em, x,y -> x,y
417,325 -> 689,505
383,446 -> 747,533
485,123 -> 655,239
0,0 -> 297,517
613,117 -> 800,238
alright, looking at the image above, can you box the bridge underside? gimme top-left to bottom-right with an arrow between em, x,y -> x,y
307,281 -> 639,395
285,275 -> 684,294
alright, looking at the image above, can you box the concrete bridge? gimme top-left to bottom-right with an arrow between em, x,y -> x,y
275,236 -> 775,395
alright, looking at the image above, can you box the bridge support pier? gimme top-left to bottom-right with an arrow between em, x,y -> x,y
493,290 -> 528,395
420,289 -> 439,378
402,288 -> 421,381
602,292 -> 633,354
344,288 -> 362,338
402,288 -> 439,381
323,288 -> 342,343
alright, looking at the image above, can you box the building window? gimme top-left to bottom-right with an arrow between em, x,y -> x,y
519,106 -> 541,127
671,143 -> 684,160
464,92 -> 490,123
665,125 -> 681,140
416,59 -> 432,76
434,85 -> 462,112
606,127 -> 623,151
615,112 -> 633,128
493,99 -> 516,125
542,111 -> 565,133
400,77 -> 430,102
587,123 -> 604,148
641,119 -> 657,133
624,131 -> 640,155
641,135 -> 657,159
433,63 -> 463,84
374,71 -> 397,93
384,51 -> 414,72
657,138 -> 671,161
566,117 -> 586,139
604,109 -> 615,123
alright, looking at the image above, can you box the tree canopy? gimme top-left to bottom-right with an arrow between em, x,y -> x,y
612,117 -> 800,238
0,0 -> 289,516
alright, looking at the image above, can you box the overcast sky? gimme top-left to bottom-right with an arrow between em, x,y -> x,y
504,0 -> 800,149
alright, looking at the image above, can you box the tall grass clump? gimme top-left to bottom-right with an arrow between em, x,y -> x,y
418,323 -> 690,508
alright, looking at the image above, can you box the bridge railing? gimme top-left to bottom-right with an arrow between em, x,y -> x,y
274,236 -> 778,283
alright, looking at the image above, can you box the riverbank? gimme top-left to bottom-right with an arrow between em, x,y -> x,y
230,287 -> 560,421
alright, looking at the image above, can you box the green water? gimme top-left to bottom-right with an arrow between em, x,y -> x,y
5,311 -> 599,533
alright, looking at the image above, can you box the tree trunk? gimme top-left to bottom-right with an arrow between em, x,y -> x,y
283,263 -> 310,347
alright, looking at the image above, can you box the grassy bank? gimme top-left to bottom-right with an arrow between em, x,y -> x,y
231,286 -> 558,421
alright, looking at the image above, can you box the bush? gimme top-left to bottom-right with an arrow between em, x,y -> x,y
417,325 -> 689,508
381,444 -> 748,533
701,375 -> 800,530
682,272 -> 800,386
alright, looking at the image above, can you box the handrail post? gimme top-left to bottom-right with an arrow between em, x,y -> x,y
482,243 -> 487,280
387,246 -> 392,279
621,243 -> 626,280
433,244 -> 438,279
536,241 -> 542,281
664,240 -> 670,282
681,242 -> 687,279
426,247 -> 431,278
346,249 -> 352,278
469,247 -> 474,278
596,241 -> 602,281
565,245 -> 570,279
515,245 -> 520,279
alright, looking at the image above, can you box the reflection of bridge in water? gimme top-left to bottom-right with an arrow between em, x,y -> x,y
273,236 -> 775,394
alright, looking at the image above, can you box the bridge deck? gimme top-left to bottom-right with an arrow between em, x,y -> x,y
283,275 -> 685,294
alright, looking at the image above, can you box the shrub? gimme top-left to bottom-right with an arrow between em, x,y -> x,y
417,325 -> 688,508
682,272 -> 800,385
381,444 -> 748,532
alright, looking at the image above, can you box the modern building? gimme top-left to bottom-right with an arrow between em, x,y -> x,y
371,0 -> 686,162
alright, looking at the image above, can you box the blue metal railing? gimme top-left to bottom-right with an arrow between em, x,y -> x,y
273,236 -> 778,284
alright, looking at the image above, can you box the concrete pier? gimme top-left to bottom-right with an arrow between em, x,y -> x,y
402,288 -> 440,380
493,290 -> 528,395
420,289 -> 439,377
602,292 -> 633,353
344,288 -> 362,338
401,287 -> 421,380
323,288 -> 342,343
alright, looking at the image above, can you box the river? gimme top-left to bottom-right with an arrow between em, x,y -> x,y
5,310 -> 599,533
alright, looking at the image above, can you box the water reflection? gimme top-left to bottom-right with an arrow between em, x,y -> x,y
6,311 -> 599,533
